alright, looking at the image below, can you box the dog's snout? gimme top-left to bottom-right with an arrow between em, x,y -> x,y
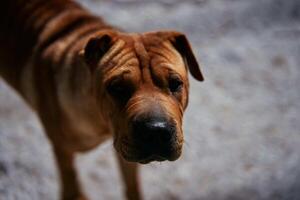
131,116 -> 178,161
133,119 -> 174,143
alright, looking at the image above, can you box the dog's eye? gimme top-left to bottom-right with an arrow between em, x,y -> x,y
168,77 -> 183,93
107,79 -> 133,103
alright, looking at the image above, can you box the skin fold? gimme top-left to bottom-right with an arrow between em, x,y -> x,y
0,0 -> 204,199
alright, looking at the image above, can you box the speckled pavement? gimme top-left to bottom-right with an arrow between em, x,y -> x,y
0,0 -> 300,199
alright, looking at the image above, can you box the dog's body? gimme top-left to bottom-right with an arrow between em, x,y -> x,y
0,0 -> 203,200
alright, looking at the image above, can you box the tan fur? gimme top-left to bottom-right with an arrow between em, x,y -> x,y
0,1 -> 203,200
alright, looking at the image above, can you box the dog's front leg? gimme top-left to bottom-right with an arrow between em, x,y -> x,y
53,146 -> 87,200
116,153 -> 142,200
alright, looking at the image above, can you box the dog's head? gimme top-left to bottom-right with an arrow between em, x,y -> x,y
81,30 -> 203,163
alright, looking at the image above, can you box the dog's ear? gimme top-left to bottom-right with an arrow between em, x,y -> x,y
157,31 -> 204,81
80,33 -> 113,70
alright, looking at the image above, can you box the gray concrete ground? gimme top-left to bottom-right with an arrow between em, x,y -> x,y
0,0 -> 300,199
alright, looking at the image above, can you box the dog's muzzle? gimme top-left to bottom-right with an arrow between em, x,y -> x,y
130,116 -> 180,163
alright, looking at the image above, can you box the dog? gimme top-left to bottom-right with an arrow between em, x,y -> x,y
0,0 -> 204,199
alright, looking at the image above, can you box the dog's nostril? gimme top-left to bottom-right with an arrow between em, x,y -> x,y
132,118 -> 175,144
145,121 -> 172,142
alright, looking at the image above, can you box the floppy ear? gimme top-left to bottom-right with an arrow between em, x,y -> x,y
158,31 -> 204,81
80,33 -> 113,71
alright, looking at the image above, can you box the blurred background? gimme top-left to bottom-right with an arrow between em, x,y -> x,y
0,0 -> 300,199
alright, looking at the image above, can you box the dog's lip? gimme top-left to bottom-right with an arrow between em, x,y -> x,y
119,149 -> 168,164
138,155 -> 167,164
117,138 -> 182,163
119,150 -> 167,164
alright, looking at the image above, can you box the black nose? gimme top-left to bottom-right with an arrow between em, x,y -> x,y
132,117 -> 176,157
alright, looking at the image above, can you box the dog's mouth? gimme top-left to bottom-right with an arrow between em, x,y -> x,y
120,151 -> 173,164
138,155 -> 167,164
115,137 -> 182,164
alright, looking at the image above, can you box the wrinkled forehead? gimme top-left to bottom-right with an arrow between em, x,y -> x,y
99,33 -> 187,81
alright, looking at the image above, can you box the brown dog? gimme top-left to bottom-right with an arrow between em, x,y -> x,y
0,0 -> 204,200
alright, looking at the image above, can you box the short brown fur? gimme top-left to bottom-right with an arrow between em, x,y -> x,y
0,0 -> 204,200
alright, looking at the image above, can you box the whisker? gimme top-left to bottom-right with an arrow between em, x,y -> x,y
183,139 -> 191,152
